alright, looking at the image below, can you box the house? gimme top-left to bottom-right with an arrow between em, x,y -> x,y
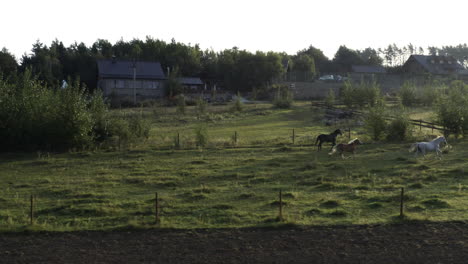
97,58 -> 166,99
351,65 -> 387,74
348,65 -> 387,82
177,77 -> 204,91
402,55 -> 466,75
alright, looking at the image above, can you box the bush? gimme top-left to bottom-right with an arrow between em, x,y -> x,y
272,84 -> 293,108
231,92 -> 243,112
365,105 -> 387,140
340,80 -> 353,108
420,82 -> 441,106
0,71 -> 108,151
340,80 -> 381,108
194,125 -> 208,147
176,94 -> 186,115
108,112 -> 151,150
399,81 -> 418,107
386,112 -> 412,141
196,96 -> 207,117
128,113 -> 151,140
325,89 -> 335,107
435,84 -> 468,137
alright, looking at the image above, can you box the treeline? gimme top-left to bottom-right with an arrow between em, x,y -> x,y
1,39 -> 468,94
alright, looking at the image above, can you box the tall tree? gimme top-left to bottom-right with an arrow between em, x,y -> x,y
0,48 -> 18,77
332,46 -> 364,72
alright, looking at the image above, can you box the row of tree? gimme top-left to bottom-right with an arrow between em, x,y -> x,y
1,39 -> 468,94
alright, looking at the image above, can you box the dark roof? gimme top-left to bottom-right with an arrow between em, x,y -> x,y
177,77 -> 203,85
97,59 -> 166,80
351,65 -> 386,73
405,55 -> 465,74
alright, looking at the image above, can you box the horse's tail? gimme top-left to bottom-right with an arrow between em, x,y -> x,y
409,143 -> 418,153
328,145 -> 337,156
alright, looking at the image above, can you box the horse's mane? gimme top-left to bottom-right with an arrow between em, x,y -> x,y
348,138 -> 359,144
431,136 -> 445,142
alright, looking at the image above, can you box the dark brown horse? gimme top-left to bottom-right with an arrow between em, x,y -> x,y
329,138 -> 362,159
315,129 -> 342,151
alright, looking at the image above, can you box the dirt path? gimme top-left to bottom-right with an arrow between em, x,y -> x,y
2,222 -> 468,263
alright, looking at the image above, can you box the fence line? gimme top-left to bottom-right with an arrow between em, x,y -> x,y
0,187 -> 460,229
311,102 -> 447,133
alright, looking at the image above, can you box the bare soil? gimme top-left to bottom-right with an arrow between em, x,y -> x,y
2,222 -> 468,263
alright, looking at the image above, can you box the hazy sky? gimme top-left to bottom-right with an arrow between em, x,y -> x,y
1,0 -> 467,60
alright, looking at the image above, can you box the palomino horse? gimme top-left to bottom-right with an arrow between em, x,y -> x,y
409,136 -> 448,158
329,138 -> 362,159
315,129 -> 342,151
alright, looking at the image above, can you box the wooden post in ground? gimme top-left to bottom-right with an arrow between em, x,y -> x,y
234,131 -> 237,145
348,128 -> 351,140
279,190 -> 283,221
155,192 -> 160,223
177,132 -> 180,148
400,187 -> 404,218
292,129 -> 295,145
30,194 -> 34,225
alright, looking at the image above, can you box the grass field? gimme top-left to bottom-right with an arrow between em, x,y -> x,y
1,101 -> 468,232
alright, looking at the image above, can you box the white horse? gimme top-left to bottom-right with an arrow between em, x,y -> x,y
409,136 -> 448,158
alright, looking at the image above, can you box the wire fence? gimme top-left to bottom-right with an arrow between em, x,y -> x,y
1,187 -> 467,230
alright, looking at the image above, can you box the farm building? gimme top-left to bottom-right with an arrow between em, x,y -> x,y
402,55 -> 468,75
178,77 -> 204,91
349,65 -> 387,82
97,58 -> 166,98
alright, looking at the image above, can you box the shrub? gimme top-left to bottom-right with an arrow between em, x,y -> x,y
0,71 -> 107,150
340,80 -> 353,108
386,112 -> 412,141
176,94 -> 186,115
108,118 -> 131,150
420,82 -> 441,106
231,92 -> 243,112
272,84 -> 293,108
435,82 -> 468,137
399,81 -> 418,107
196,96 -> 207,116
325,89 -> 335,107
128,112 -> 151,140
365,105 -> 387,140
194,125 -> 208,147
361,80 -> 381,107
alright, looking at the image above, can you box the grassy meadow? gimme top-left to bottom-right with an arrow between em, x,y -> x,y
1,101 -> 468,231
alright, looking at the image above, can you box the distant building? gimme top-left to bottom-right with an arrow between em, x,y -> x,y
177,77 -> 204,91
351,65 -> 387,74
97,58 -> 166,98
402,55 -> 467,75
349,65 -> 387,82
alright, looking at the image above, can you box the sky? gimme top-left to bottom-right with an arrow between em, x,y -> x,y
1,0 -> 467,61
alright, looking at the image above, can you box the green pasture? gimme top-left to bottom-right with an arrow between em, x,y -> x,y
1,102 -> 468,232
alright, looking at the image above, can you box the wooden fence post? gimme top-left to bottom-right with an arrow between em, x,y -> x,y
279,190 -> 283,221
30,194 -> 34,225
234,131 -> 237,145
292,129 -> 295,145
155,192 -> 160,223
177,132 -> 180,148
400,187 -> 404,218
